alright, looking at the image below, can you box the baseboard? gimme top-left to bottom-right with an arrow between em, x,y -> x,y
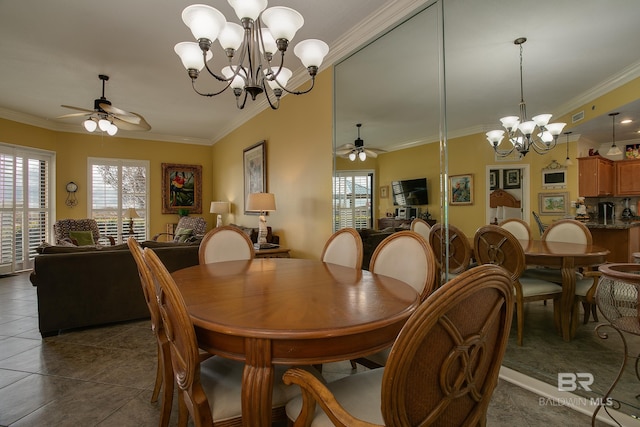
499,365 -> 638,426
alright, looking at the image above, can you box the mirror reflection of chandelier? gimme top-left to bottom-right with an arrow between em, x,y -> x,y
174,0 -> 329,110
486,37 -> 566,157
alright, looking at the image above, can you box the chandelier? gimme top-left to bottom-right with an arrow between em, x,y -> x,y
486,37 -> 566,157
174,1 -> 329,110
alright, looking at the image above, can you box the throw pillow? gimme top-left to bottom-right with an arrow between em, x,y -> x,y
174,228 -> 193,243
68,230 -> 95,246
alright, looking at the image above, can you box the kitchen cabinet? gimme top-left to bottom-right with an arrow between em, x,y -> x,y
615,158 -> 640,195
578,156 -> 614,197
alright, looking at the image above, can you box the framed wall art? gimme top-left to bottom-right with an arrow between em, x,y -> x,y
380,185 -> 389,199
243,141 -> 267,214
161,163 -> 202,214
449,174 -> 473,205
503,168 -> 521,189
489,169 -> 499,190
538,192 -> 568,215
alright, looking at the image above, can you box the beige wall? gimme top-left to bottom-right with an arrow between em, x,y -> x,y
210,71 -> 334,259
0,118 -> 214,239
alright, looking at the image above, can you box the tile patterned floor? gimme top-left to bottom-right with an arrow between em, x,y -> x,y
0,272 -> 611,426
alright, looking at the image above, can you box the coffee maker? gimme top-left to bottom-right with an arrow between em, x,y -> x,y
621,198 -> 634,220
598,202 -> 615,221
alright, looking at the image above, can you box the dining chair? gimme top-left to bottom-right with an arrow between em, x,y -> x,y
351,230 -> 437,369
127,238 -> 174,427
499,218 -> 532,242
410,217 -> 431,242
284,264 -> 514,427
428,223 -> 473,282
474,225 -> 563,346
542,218 -> 593,245
198,225 -> 255,264
531,211 -> 549,237
143,247 -> 298,427
321,227 -> 363,269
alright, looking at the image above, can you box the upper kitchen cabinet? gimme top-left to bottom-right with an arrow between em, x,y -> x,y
615,158 -> 640,195
578,156 -> 614,197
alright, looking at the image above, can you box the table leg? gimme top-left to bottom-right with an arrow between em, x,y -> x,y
560,258 -> 577,341
242,337 -> 274,427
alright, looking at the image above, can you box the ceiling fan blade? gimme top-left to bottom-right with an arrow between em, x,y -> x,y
61,104 -> 94,113
335,148 -> 353,155
99,103 -> 140,123
112,113 -> 151,131
364,149 -> 378,158
56,112 -> 93,119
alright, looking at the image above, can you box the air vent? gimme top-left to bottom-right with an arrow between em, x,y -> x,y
572,111 -> 585,123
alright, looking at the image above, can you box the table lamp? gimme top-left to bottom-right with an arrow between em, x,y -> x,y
246,193 -> 276,247
210,201 -> 230,227
125,208 -> 139,235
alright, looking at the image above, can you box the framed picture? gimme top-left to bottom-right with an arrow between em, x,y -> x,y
538,192 -> 569,215
449,174 -> 473,205
489,169 -> 499,190
380,185 -> 389,199
503,168 -> 521,189
161,163 -> 202,214
625,143 -> 640,159
243,141 -> 267,214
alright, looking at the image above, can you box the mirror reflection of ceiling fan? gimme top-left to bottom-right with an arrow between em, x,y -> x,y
335,123 -> 386,161
57,74 -> 151,135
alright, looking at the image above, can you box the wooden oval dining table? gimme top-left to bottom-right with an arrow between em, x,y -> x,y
171,257 -> 420,427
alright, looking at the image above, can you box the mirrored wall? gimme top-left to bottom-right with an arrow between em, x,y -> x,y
333,1 -> 639,420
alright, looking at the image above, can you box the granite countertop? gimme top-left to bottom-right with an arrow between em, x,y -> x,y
584,220 -> 640,229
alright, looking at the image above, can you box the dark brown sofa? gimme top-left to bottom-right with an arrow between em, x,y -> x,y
29,241 -> 199,337
358,229 -> 394,270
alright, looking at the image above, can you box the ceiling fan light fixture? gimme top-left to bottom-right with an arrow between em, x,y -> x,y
83,119 -> 97,132
358,151 -> 367,161
348,152 -> 356,161
107,123 -> 118,136
98,118 -> 111,132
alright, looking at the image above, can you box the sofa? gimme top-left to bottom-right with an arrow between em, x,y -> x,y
30,241 -> 200,337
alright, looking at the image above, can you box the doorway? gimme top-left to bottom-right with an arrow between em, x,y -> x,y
485,165 -> 530,225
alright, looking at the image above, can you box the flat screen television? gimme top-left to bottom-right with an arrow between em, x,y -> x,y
391,178 -> 428,206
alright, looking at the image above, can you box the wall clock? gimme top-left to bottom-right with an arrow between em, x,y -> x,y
65,181 -> 78,206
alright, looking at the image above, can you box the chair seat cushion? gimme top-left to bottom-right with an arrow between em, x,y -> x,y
201,357 -> 302,423
286,368 -> 384,427
575,278 -> 596,297
518,276 -> 563,297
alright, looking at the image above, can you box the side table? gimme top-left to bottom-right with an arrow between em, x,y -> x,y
255,247 -> 290,258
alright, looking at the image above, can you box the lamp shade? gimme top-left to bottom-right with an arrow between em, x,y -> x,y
293,39 -> 329,68
246,193 -> 276,212
210,201 -> 230,214
181,4 -> 226,42
125,208 -> 139,219
261,6 -> 304,41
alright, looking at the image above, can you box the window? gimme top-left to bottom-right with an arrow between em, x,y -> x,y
0,144 -> 53,273
89,158 -> 149,243
333,171 -> 373,231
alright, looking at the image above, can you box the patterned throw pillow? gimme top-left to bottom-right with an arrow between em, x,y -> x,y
174,228 -> 193,243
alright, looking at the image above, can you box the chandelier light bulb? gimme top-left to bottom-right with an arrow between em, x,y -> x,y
261,6 -> 304,42
182,4 -> 226,42
294,39 -> 329,68
259,29 -> 277,55
222,66 -> 247,89
266,67 -> 292,90
175,42 -> 212,71
218,22 -> 244,51
228,0 -> 268,21
83,119 -> 97,132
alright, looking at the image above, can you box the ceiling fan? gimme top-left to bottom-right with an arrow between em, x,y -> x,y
336,123 -> 386,161
57,74 -> 151,134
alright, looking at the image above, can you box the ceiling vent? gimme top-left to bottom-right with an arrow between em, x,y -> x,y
572,110 -> 585,123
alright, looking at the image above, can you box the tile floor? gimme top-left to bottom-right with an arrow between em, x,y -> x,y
0,272 -> 612,426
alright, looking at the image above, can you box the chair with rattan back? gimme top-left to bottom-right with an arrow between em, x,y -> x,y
143,247 -> 297,427
321,228 -> 363,269
428,223 -> 473,282
474,225 -> 563,345
198,225 -> 255,264
284,264 -> 514,427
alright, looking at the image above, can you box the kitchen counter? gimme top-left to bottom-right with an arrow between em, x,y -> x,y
583,221 -> 640,262
584,220 -> 640,229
